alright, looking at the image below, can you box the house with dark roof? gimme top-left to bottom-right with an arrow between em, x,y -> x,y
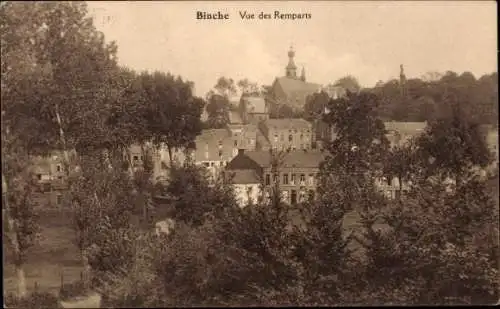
268,47 -> 322,112
191,126 -> 261,182
226,149 -> 327,206
258,118 -> 314,151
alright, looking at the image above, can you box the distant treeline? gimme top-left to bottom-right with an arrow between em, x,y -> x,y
369,71 -> 498,124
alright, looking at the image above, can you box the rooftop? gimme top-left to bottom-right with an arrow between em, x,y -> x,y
226,169 -> 261,184
265,118 -> 312,130
243,96 -> 267,114
196,129 -> 231,142
273,76 -> 322,106
229,150 -> 327,169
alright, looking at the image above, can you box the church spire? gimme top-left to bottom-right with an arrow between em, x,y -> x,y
286,45 -> 297,78
300,66 -> 306,81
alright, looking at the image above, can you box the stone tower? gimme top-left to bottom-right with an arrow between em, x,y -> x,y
285,46 -> 298,78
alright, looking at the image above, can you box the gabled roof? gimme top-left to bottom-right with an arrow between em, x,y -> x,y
265,118 -> 312,130
273,77 -> 322,105
226,169 -> 261,184
243,96 -> 267,114
226,151 -> 263,171
242,150 -> 326,168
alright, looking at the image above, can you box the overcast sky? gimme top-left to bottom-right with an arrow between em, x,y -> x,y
87,1 -> 497,97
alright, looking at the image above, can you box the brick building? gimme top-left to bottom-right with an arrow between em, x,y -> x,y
258,118 -> 314,151
226,149 -> 326,206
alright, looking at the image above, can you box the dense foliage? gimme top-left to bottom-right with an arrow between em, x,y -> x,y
1,2 -> 497,307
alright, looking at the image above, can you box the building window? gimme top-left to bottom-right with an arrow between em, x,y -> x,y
56,194 -> 63,206
211,162 -> 215,167
36,174 -> 42,181
300,134 -> 304,141
265,174 -> 271,185
56,164 -> 62,172
288,134 -> 293,142
234,140 -> 238,147
291,190 -> 297,205
300,174 -> 306,185
291,174 -> 296,185
274,134 -> 278,143
218,150 -> 223,157
273,175 -> 278,184
203,162 -> 210,167
283,174 -> 289,185
308,174 -> 314,186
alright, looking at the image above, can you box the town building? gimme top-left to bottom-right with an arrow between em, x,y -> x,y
225,149 -> 326,207
258,118 -> 314,151
29,152 -> 69,207
268,47 -> 322,112
240,95 -> 269,124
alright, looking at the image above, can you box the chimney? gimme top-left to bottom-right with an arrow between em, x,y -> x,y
238,149 -> 245,155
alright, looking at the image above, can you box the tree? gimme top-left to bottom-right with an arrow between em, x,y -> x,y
2,134 -> 40,298
322,91 -> 390,183
162,164 -> 237,228
205,93 -> 230,129
69,155 -> 140,289
304,91 -> 330,122
334,75 -> 361,93
1,1 -> 119,171
213,76 -> 237,98
383,140 -> 420,198
291,173 -> 354,305
354,177 -> 498,305
415,100 -> 492,185
139,71 -> 204,167
237,78 -> 260,96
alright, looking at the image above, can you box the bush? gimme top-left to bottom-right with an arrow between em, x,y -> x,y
4,291 -> 61,309
59,280 -> 91,301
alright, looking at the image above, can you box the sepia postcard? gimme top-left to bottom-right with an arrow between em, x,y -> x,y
2,1 -> 498,307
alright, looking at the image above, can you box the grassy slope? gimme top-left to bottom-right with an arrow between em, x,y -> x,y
3,209 -> 83,295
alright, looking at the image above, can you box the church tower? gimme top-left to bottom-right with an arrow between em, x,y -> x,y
285,46 -> 298,78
